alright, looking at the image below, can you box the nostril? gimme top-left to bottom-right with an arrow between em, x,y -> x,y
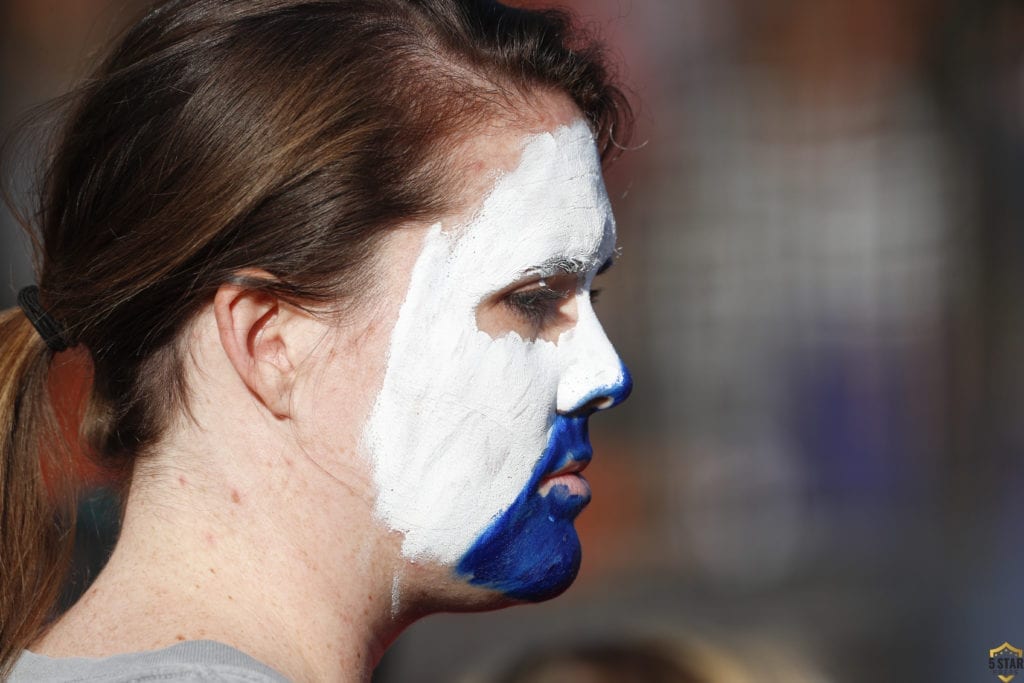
566,394 -> 615,417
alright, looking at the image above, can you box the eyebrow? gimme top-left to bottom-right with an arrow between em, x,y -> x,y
525,255 -> 614,279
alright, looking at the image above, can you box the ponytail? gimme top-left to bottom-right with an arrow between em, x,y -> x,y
0,307 -> 77,674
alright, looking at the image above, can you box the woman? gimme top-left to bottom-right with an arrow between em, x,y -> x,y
0,0 -> 632,680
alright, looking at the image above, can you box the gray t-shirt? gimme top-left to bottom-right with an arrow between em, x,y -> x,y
7,640 -> 289,682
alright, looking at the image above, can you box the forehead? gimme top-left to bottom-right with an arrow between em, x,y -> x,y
447,119 -> 616,286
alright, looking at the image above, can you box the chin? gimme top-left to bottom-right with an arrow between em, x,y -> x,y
456,483 -> 588,603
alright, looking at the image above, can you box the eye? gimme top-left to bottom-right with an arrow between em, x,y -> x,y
504,278 -> 574,329
589,287 -> 603,306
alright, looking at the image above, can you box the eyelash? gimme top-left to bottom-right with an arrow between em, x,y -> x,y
505,284 -> 570,327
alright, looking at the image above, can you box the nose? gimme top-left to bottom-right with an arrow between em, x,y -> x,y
555,307 -> 633,415
561,362 -> 633,417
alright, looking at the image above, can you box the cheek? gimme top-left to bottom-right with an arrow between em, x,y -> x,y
363,317 -> 562,565
290,318 -> 397,491
293,226 -> 431,483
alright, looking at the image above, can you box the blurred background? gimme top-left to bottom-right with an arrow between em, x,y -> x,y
2,1 -> 1023,681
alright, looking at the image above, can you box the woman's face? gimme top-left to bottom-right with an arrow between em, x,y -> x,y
359,111 -> 631,602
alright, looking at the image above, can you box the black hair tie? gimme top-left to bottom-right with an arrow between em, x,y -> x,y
17,286 -> 71,352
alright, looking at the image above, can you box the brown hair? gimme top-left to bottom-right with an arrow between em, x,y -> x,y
0,0 -> 630,670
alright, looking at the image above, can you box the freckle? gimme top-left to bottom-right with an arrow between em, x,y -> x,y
176,634 -> 185,641
209,568 -> 216,574
231,489 -> 241,504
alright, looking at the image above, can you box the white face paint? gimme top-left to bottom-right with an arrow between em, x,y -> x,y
361,119 -> 628,592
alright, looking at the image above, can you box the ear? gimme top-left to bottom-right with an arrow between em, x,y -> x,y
213,279 -> 301,418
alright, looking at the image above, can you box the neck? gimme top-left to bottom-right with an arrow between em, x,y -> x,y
36,423 -> 411,683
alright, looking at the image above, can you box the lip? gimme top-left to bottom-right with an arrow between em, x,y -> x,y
530,415 -> 595,509
538,471 -> 591,500
537,448 -> 593,504
539,457 -> 589,482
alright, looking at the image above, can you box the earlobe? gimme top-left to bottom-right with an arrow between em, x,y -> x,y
213,280 -> 296,418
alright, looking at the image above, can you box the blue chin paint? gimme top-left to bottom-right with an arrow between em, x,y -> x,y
456,365 -> 632,602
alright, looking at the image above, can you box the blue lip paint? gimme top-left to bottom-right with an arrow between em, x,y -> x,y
456,364 -> 632,601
